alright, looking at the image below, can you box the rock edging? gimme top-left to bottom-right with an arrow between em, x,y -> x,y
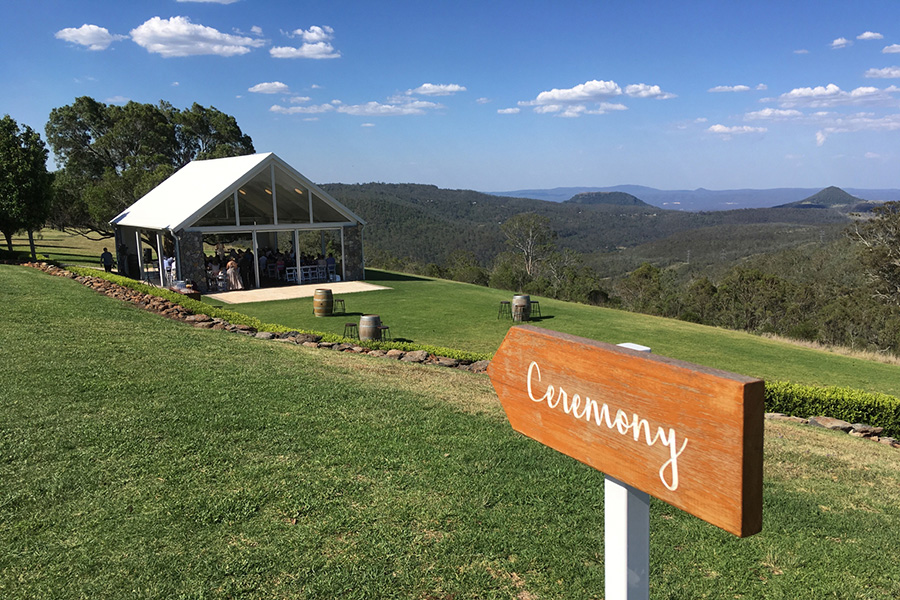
766,413 -> 899,450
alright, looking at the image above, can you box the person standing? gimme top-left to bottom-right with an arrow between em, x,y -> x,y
100,248 -> 114,272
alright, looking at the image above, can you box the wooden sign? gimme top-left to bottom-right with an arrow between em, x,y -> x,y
489,325 -> 764,537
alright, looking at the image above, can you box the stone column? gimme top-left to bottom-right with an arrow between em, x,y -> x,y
342,224 -> 364,281
177,231 -> 209,291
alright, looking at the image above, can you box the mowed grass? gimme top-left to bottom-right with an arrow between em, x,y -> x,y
3,229 -> 109,266
217,270 -> 900,397
3,264 -> 900,599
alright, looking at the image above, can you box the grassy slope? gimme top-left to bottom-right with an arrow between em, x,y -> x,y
216,270 -> 900,397
2,264 -> 900,598
4,264 -> 900,599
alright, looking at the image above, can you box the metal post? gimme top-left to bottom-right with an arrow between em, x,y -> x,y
606,343 -> 652,600
251,230 -> 260,289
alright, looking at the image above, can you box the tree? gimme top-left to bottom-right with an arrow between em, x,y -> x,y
850,202 -> 900,305
45,97 -> 254,237
0,115 -> 52,256
500,212 -> 556,277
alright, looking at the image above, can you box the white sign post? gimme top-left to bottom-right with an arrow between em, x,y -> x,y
605,343 -> 652,600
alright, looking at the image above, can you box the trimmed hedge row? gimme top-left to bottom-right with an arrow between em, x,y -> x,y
68,267 -> 492,363
765,380 -> 900,438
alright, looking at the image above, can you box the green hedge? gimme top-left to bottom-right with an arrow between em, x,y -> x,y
765,380 -> 900,437
67,267 -> 492,363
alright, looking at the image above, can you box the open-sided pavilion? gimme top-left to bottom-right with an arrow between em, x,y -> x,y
110,152 -> 366,293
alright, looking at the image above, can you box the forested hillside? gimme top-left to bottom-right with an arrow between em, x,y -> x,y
323,182 -> 900,356
323,182 -> 850,268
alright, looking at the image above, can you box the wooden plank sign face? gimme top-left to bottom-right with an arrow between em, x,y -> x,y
489,325 -> 764,537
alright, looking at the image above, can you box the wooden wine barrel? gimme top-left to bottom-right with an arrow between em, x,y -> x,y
512,295 -> 531,322
359,314 -> 382,341
313,288 -> 333,317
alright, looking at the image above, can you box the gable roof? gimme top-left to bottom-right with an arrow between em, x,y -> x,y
111,152 -> 364,232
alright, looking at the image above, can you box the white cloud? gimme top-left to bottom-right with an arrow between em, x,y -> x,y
525,79 -> 622,106
407,83 -> 467,96
865,66 -> 900,78
831,37 -> 852,49
248,81 -> 290,94
776,83 -> 900,107
130,16 -> 265,57
106,95 -> 130,104
744,108 -> 803,120
292,25 -> 334,43
55,24 -> 126,51
270,104 -> 336,115
289,96 -> 311,104
476,97 -> 491,104
708,124 -> 767,135
250,26 -> 263,36
708,85 -> 751,93
858,31 -> 883,40
271,42 -> 340,59
336,100 -> 441,116
883,44 -> 900,54
865,151 -> 881,158
272,25 -> 340,59
497,108 -> 520,114
794,49 -> 809,54
816,131 -> 827,146
361,123 -> 375,128
624,83 -> 676,99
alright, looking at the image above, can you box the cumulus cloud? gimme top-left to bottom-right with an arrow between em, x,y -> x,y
407,83 -> 466,96
248,81 -> 290,94
270,104 -> 336,115
708,124 -> 767,135
55,24 -> 127,50
776,83 -> 900,107
497,108 -> 520,114
865,66 -> 900,78
708,85 -> 751,93
476,97 -> 491,104
272,25 -> 340,59
756,83 -> 768,90
624,83 -> 676,99
744,108 -> 803,120
520,79 -> 668,116
336,100 -> 441,116
831,37 -> 852,49
858,31 -> 883,40
130,16 -> 265,57
883,44 -> 900,53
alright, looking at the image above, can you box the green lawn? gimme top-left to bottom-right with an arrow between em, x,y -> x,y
215,269 -> 900,397
3,229 -> 110,266
3,264 -> 900,599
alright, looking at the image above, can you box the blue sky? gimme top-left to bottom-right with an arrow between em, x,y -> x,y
4,0 -> 900,192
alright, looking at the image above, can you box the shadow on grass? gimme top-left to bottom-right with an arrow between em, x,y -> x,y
364,269 -> 429,282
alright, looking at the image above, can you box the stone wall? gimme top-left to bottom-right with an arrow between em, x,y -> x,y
342,224 -> 365,281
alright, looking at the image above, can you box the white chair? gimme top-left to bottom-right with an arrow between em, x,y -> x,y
285,267 -> 298,283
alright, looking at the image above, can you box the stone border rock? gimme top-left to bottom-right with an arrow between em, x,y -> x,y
22,261 -> 490,374
766,413 -> 899,449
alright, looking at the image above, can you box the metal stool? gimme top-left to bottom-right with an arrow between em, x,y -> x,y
498,301 -> 512,319
377,325 -> 391,341
343,323 -> 359,339
530,300 -> 542,318
333,298 -> 346,314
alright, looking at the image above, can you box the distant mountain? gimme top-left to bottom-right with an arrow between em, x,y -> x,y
491,185 -> 900,211
564,191 -> 651,207
775,186 -> 884,214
